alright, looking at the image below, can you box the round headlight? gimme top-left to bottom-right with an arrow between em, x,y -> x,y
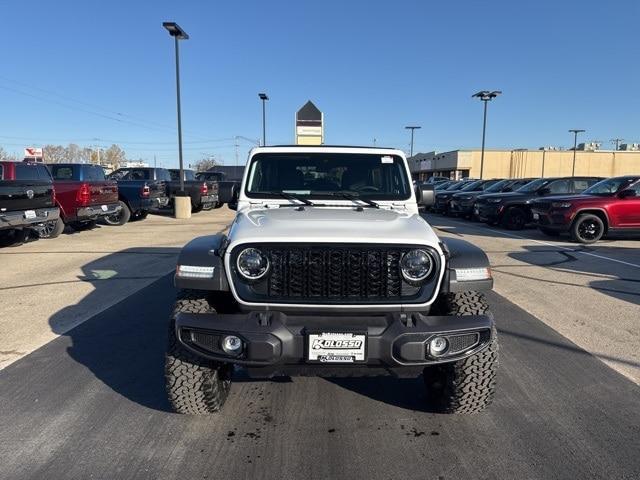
236,248 -> 270,280
400,249 -> 434,283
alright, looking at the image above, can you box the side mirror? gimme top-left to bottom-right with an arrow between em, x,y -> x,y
538,187 -> 551,196
618,189 -> 636,199
415,184 -> 435,207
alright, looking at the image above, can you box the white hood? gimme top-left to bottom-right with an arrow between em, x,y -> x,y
226,206 -> 442,251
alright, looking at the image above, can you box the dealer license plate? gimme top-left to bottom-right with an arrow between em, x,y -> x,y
307,332 -> 366,363
101,205 -> 108,212
532,213 -> 539,220
24,210 -> 36,219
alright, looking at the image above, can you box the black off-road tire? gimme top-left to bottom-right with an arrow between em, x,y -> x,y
423,291 -> 498,414
191,204 -> 204,213
104,201 -> 131,226
165,290 -> 232,414
570,213 -> 605,244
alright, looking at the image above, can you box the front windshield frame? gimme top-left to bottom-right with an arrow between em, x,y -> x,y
582,177 -> 637,196
244,152 -> 412,201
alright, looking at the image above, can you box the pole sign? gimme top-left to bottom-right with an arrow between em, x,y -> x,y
295,101 -> 323,145
24,147 -> 44,162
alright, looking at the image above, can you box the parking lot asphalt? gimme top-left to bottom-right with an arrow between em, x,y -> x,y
0,208 -> 235,370
426,214 -> 640,384
1,273 -> 638,480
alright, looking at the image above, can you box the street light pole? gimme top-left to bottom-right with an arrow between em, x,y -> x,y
259,93 -> 269,146
569,129 -> 585,176
405,126 -> 421,158
163,22 -> 189,194
472,90 -> 501,179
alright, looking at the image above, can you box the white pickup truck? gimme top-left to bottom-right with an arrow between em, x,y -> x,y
166,146 -> 498,415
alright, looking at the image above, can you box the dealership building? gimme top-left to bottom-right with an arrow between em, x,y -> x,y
408,146 -> 640,181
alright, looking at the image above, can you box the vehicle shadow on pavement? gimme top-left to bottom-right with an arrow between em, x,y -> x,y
47,249 -> 180,412
507,245 -> 640,307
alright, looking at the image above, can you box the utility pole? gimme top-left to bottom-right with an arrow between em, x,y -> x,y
373,138 -> 377,147
154,155 -> 157,168
610,138 -> 624,151
569,129 -> 585,176
405,126 -> 421,158
235,136 -> 239,167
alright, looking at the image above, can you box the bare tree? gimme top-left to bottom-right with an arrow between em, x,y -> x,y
0,147 -> 20,162
101,144 -> 126,170
193,157 -> 218,172
43,145 -> 66,163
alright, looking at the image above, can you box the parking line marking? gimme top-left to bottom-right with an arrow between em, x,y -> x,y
436,217 -> 640,270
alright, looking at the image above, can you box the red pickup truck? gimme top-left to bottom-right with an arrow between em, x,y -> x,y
531,175 -> 640,243
47,163 -> 121,231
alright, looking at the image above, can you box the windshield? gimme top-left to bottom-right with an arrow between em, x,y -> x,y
516,178 -> 550,193
459,180 -> 483,191
484,179 -> 509,193
445,182 -> 465,191
245,152 -> 411,200
582,177 -> 637,195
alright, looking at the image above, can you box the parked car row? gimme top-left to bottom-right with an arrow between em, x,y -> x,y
0,161 -> 237,247
426,175 -> 640,243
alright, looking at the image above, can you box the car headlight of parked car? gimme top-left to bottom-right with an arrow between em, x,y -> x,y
236,248 -> 270,280
551,202 -> 572,208
400,249 -> 434,283
487,198 -> 502,203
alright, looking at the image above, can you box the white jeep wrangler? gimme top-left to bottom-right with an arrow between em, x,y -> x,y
166,146 -> 498,414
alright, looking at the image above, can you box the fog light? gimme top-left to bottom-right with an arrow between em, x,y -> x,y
221,335 -> 243,355
429,336 -> 449,356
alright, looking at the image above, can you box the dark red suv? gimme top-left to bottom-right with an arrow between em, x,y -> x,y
531,176 -> 640,243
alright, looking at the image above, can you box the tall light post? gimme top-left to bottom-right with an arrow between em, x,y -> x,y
163,22 -> 189,196
569,129 -> 585,176
405,126 -> 421,157
472,90 -> 501,179
259,93 -> 269,146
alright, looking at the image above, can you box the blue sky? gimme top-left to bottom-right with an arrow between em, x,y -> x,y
1,0 -> 638,167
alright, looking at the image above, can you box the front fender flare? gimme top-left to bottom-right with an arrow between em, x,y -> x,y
440,237 -> 493,293
174,234 -> 230,291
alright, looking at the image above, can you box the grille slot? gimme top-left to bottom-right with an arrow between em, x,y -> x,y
249,245 -> 421,303
447,333 -> 480,354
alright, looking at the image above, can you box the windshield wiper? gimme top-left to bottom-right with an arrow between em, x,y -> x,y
329,191 -> 380,208
261,191 -> 316,206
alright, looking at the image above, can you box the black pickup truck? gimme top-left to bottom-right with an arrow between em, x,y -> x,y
0,161 -> 61,245
194,170 -> 239,208
168,169 -> 218,213
106,167 -> 170,223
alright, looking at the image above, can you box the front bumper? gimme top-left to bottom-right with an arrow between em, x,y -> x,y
449,200 -> 474,216
476,203 -> 502,222
175,310 -> 494,372
0,207 -> 60,230
77,202 -> 121,219
531,208 -> 572,232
